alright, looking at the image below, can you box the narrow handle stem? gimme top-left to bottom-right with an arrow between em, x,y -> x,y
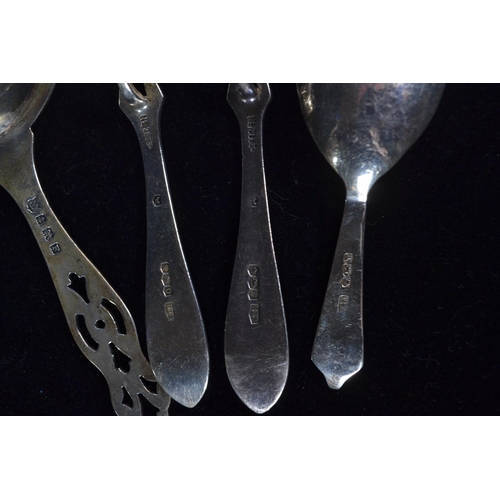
312,196 -> 366,389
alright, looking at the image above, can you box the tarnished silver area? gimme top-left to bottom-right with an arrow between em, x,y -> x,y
0,84 -> 170,415
225,84 -> 288,414
298,83 -> 445,390
118,84 -> 209,408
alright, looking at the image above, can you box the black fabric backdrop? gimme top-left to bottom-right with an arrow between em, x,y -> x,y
0,83 -> 498,415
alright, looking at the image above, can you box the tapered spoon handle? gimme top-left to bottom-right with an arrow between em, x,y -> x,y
0,128 -> 170,415
225,84 -> 288,414
312,197 -> 366,389
118,84 -> 209,408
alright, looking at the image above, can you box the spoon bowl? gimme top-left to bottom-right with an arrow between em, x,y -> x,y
298,83 -> 445,389
298,84 -> 445,201
0,83 -> 52,136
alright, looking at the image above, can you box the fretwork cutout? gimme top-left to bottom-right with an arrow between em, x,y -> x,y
67,273 -> 90,303
121,387 -> 134,409
109,342 -> 131,373
101,298 -> 127,335
75,314 -> 99,351
140,376 -> 158,395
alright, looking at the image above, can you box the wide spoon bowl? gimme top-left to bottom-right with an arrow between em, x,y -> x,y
298,83 -> 445,389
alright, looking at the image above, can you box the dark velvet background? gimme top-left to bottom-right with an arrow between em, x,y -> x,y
0,83 -> 498,416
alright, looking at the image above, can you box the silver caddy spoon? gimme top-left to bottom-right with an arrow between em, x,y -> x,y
118,84 -> 209,408
225,84 -> 288,414
298,83 -> 445,390
0,83 -> 170,415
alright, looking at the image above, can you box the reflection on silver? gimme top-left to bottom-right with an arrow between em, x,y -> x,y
298,83 -> 445,390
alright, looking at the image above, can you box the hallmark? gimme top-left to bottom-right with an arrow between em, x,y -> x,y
42,227 -> 54,241
247,115 -> 257,152
341,253 -> 353,288
165,302 -> 175,321
249,303 -> 260,325
49,242 -> 62,255
35,214 -> 47,226
161,262 -> 173,297
26,197 -> 41,214
338,294 -> 349,312
247,264 -> 259,300
140,115 -> 153,149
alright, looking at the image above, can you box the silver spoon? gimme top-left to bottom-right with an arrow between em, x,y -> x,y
298,83 -> 445,390
0,83 -> 170,415
118,84 -> 209,408
225,84 -> 288,414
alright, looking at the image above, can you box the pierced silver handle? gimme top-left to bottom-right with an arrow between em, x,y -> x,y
5,129 -> 170,415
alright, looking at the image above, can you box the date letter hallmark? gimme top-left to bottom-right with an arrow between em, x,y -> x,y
49,243 -> 62,255
139,115 -> 153,149
249,304 -> 260,325
247,115 -> 257,152
338,295 -> 349,313
165,302 -> 175,322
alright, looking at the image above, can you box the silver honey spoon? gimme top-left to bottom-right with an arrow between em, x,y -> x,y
0,83 -> 170,415
298,83 -> 445,390
118,84 -> 209,408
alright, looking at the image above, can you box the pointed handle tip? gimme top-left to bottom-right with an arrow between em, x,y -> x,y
312,357 -> 363,390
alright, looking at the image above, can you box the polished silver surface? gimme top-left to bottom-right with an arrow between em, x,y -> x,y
0,83 -> 170,415
298,83 -> 445,390
225,84 -> 288,414
118,84 -> 209,408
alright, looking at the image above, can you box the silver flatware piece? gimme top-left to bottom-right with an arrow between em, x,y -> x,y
0,83 -> 170,415
118,83 -> 209,408
225,83 -> 288,414
298,83 -> 445,390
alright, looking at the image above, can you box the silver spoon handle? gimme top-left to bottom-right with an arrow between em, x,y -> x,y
225,84 -> 288,414
312,197 -> 366,389
118,84 -> 209,408
4,129 -> 170,415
